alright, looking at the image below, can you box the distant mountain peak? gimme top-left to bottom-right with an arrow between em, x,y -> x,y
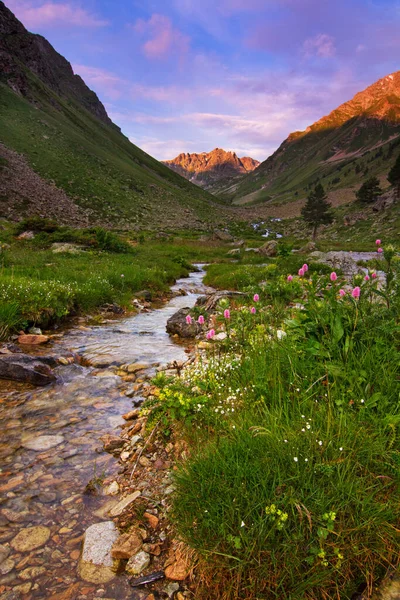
163,148 -> 260,191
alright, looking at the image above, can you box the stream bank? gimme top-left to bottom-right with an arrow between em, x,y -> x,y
0,266 -> 213,600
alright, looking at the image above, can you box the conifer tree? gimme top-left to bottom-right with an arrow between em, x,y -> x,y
301,183 -> 333,241
355,177 -> 382,203
388,154 -> 400,198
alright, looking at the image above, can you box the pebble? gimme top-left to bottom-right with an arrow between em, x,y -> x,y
104,481 -> 119,496
109,491 -> 141,517
126,551 -> 150,576
0,557 -> 15,575
19,566 -> 47,580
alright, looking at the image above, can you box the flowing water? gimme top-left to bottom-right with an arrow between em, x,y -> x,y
0,266 -> 212,600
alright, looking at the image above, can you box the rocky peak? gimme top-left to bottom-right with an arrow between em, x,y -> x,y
289,71 -> 400,142
0,1 -> 113,126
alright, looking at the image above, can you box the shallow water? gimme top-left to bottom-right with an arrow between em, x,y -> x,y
0,266 -> 211,599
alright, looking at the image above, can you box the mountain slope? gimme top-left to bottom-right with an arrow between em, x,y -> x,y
223,72 -> 400,206
163,149 -> 259,192
0,1 -> 223,229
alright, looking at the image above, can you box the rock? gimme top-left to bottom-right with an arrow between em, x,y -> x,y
164,558 -> 190,581
213,230 -> 234,242
0,354 -> 56,386
136,290 -> 152,302
27,326 -> 42,335
0,544 -> 11,564
109,491 -> 141,517
299,241 -> 317,252
0,557 -> 15,575
18,566 -> 46,580
100,434 -> 124,453
127,363 -> 149,374
164,582 -> 180,598
17,230 -> 35,240
144,513 -> 159,529
21,434 -> 64,451
213,332 -> 227,341
18,334 -> 50,345
78,521 -> 118,584
111,531 -> 143,559
259,240 -> 278,257
166,308 -> 201,338
14,583 -> 32,594
227,248 -> 241,256
104,481 -> 119,496
126,551 -> 151,576
51,242 -> 84,254
122,409 -> 140,421
10,526 -> 51,552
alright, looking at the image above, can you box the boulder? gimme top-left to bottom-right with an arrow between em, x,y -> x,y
100,434 -> 125,453
17,231 -> 35,240
0,354 -> 56,386
51,242 -> 84,254
259,240 -> 278,256
166,308 -> 201,338
299,241 -> 317,252
78,521 -> 119,584
227,248 -> 241,256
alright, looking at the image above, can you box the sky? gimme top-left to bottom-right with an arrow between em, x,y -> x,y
4,0 -> 400,162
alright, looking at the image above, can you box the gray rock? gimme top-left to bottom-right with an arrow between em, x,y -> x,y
259,240 -> 278,256
78,521 -> 119,584
17,230 -> 35,240
126,551 -> 150,576
166,308 -> 201,338
196,291 -> 246,312
0,354 -> 57,386
227,248 -> 241,256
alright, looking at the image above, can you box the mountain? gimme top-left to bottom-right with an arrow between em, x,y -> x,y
0,1 -> 223,230
221,72 -> 400,206
163,149 -> 260,192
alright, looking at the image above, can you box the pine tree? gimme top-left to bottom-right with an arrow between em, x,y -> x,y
301,183 -> 333,241
355,177 -> 382,203
388,154 -> 400,198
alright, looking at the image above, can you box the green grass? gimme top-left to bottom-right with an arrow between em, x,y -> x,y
145,248 -> 400,599
0,76 -> 224,229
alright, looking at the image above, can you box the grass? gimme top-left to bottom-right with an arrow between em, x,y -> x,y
0,222 -> 236,337
144,242 -> 400,599
0,77 -> 224,229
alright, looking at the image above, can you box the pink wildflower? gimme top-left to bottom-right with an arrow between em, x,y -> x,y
302,264 -> 309,272
198,315 -> 205,325
351,287 -> 361,299
330,272 -> 337,282
364,275 -> 370,281
339,289 -> 346,297
253,293 -> 260,302
206,329 -> 215,340
371,272 -> 377,279
185,314 -> 192,325
298,268 -> 305,277
224,309 -> 230,319
375,239 -> 381,245
377,247 -> 383,253
251,306 -> 256,314
287,275 -> 293,282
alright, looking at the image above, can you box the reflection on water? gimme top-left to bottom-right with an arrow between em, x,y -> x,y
0,266 -> 211,599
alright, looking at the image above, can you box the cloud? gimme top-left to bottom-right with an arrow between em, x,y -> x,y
5,0 -> 109,29
72,64 -> 125,99
302,34 -> 336,58
131,13 -> 190,61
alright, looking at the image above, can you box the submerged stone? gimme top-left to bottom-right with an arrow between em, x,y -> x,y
78,521 -> 119,584
11,526 -> 51,552
21,434 -> 64,451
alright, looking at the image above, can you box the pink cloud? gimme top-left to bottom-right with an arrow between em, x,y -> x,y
302,33 -> 336,58
72,64 -> 125,100
6,1 -> 108,29
131,14 -> 189,61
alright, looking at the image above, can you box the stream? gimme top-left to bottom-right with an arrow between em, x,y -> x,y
0,265 -> 212,600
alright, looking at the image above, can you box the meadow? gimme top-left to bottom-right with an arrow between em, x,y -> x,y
145,241 -> 400,599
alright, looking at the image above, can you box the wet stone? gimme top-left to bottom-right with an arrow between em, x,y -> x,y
21,435 -> 64,451
126,551 -> 151,576
11,526 -> 51,552
109,491 -> 141,517
79,521 -> 119,584
18,566 -> 47,580
0,557 -> 15,575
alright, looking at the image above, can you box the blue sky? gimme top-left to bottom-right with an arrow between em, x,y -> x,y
5,0 -> 400,161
